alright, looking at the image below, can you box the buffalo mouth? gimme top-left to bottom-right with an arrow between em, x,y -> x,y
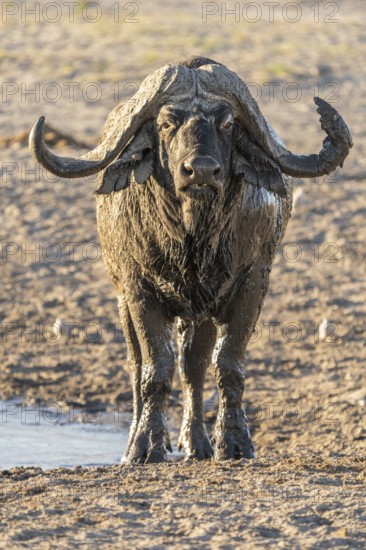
181,183 -> 220,200
180,182 -> 221,199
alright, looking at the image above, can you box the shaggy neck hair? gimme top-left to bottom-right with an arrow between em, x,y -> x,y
147,173 -> 243,248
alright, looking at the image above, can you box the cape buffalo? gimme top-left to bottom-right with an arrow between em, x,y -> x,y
30,56 -> 352,463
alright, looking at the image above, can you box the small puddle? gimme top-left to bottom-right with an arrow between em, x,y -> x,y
0,400 -> 130,469
0,400 -> 184,469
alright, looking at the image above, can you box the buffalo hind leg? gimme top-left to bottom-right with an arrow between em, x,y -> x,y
177,319 -> 216,460
122,294 -> 175,464
213,254 -> 273,460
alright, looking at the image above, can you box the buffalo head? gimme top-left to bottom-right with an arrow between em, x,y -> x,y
157,100 -> 234,199
29,56 -> 352,204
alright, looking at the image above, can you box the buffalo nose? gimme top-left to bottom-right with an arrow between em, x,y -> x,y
182,156 -> 221,182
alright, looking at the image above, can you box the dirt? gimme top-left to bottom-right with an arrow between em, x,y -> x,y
1,455 -> 365,549
0,0 -> 365,547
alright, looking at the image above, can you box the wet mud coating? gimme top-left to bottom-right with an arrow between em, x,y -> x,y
29,56 -> 352,464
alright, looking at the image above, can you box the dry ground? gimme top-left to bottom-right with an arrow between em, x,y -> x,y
0,0 -> 365,547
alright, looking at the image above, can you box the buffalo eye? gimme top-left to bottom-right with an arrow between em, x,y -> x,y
221,120 -> 233,131
161,118 -> 179,131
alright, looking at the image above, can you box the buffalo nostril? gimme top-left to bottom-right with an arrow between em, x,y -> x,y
213,166 -> 220,176
183,162 -> 194,175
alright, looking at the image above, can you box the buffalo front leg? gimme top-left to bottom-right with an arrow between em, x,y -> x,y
213,257 -> 272,460
177,319 -> 216,460
117,297 -> 143,461
123,294 -> 175,464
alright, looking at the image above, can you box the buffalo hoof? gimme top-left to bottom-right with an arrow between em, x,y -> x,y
212,408 -> 255,460
178,420 -> 214,460
123,411 -> 172,464
126,445 -> 168,464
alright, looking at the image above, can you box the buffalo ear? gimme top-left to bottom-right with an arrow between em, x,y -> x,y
133,149 -> 154,184
96,122 -> 155,194
232,124 -> 288,198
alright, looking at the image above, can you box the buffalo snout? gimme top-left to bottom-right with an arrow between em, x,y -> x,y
180,156 -> 222,192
